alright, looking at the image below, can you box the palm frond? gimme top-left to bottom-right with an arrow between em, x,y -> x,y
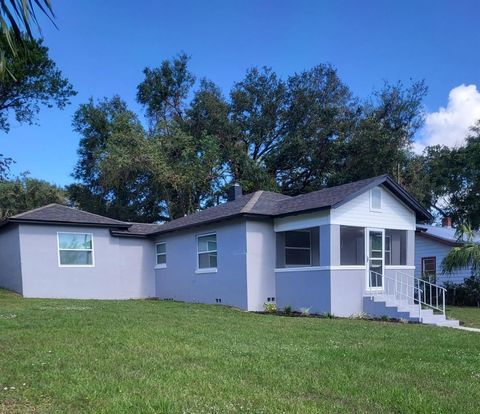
0,0 -> 56,78
454,222 -> 475,243
442,243 -> 480,274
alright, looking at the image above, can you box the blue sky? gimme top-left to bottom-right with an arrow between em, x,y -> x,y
2,0 -> 480,186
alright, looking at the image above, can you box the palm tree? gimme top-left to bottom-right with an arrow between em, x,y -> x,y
0,0 -> 55,77
442,223 -> 480,276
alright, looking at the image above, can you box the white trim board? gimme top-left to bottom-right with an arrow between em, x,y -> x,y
385,265 -> 415,270
275,265 -> 366,273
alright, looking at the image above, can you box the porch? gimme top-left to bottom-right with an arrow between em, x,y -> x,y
274,223 -> 456,326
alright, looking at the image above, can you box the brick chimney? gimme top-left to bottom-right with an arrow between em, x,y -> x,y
442,216 -> 452,228
227,183 -> 243,202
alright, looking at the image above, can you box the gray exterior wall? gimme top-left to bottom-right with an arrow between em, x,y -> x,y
275,226 -> 417,317
0,225 -> 23,294
246,219 -> 276,311
330,269 -> 364,316
154,219 -> 249,309
415,234 -> 470,285
19,224 -> 155,299
276,270 -> 331,314
276,224 -> 332,314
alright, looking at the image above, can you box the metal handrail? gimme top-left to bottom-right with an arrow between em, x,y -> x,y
366,269 -> 446,317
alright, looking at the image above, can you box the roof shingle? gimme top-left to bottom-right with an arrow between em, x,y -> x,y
5,204 -> 130,228
0,175 -> 432,237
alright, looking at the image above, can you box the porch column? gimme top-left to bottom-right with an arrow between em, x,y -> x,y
406,230 -> 415,267
327,224 -> 340,267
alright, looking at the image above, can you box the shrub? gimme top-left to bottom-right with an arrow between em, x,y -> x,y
444,276 -> 480,307
263,302 -> 277,314
283,305 -> 293,315
350,312 -> 369,320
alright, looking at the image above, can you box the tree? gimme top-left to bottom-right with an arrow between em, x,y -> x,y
447,124 -> 480,227
410,122 -> 480,226
442,224 -> 480,306
72,54 -> 430,220
137,52 -> 194,131
333,81 -> 427,187
270,65 -> 355,194
0,172 -> 66,219
0,32 -> 76,133
68,96 -> 158,222
0,0 -> 55,78
148,125 -> 224,219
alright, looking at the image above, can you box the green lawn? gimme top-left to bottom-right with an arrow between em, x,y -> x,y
1,290 -> 479,414
447,306 -> 480,329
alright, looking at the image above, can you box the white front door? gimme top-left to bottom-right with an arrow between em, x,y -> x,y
366,228 -> 385,291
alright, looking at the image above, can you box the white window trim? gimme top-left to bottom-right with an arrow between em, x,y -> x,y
196,232 -> 217,273
57,232 -> 95,268
155,242 -> 167,269
333,265 -> 367,270
275,265 -> 367,272
385,265 -> 415,270
370,188 -> 382,212
284,230 -> 312,267
195,268 -> 218,274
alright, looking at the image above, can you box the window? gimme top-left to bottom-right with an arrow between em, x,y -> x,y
197,233 -> 217,270
371,187 -> 382,210
422,257 -> 436,280
276,227 -> 319,268
57,232 -> 94,266
156,242 -> 166,268
285,230 -> 311,266
340,226 -> 365,265
385,235 -> 391,265
385,229 -> 407,265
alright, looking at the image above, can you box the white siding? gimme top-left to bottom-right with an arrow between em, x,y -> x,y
415,234 -> 471,285
330,185 -> 415,230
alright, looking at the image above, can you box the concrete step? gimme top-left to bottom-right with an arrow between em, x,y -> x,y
364,296 -> 459,327
422,320 -> 460,327
421,315 -> 460,327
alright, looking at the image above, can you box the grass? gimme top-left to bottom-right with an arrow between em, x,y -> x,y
447,306 -> 480,329
1,290 -> 479,414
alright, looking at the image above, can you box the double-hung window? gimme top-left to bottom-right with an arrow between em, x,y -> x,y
156,242 -> 166,268
422,257 -> 436,280
57,232 -> 94,266
197,233 -> 217,271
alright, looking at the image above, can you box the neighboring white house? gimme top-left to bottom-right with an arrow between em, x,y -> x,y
415,219 -> 480,285
0,175 -> 459,326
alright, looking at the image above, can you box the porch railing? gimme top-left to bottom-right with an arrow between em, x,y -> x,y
366,270 -> 446,317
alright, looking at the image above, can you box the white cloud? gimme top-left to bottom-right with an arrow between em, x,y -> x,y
414,84 -> 480,153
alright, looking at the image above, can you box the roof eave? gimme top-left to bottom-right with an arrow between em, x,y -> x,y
272,205 -> 330,219
415,230 -> 462,247
5,218 -> 131,229
147,212 -> 272,237
110,230 -> 149,238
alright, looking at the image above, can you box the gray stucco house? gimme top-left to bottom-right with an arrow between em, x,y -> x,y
415,219 -> 480,285
0,175 -> 459,326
